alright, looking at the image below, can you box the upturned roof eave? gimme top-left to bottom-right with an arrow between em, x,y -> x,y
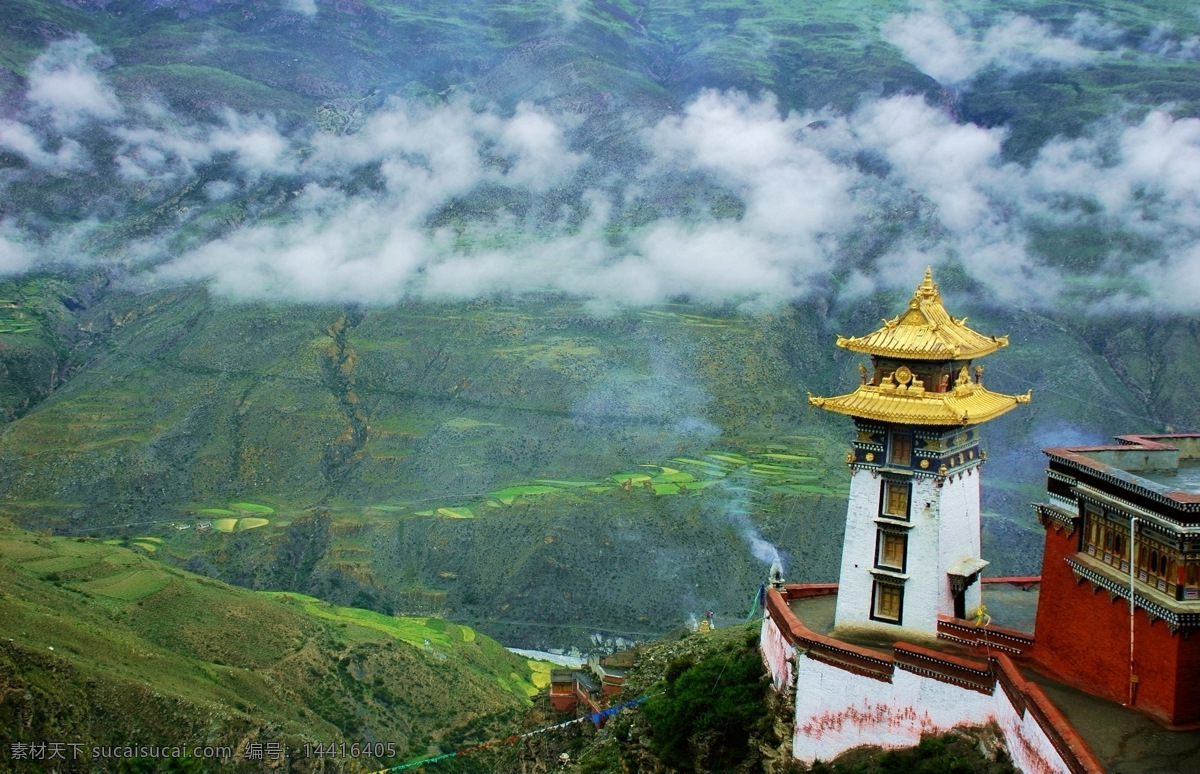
807,389 -> 1030,426
836,337 -> 1004,361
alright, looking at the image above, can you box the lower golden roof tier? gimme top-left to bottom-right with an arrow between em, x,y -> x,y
808,375 -> 1031,426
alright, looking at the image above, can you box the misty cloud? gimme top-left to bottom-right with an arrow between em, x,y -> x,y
156,98 -> 587,302
558,0 -> 584,26
1137,22 -> 1200,59
283,0 -> 317,18
0,119 -> 83,169
1025,110 -> 1200,309
114,109 -> 295,183
27,35 -> 122,129
642,90 -> 857,286
0,222 -> 35,276
883,2 -> 1099,85
5,35 -> 1200,314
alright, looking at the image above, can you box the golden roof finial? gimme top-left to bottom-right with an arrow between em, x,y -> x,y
914,265 -> 939,302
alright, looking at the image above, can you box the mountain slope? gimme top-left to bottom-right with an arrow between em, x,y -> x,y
0,517 -> 542,772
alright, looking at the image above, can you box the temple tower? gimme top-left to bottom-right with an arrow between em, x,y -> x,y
809,268 -> 1030,640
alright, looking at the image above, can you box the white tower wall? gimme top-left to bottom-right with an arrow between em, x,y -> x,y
834,459 -> 985,640
938,465 -> 985,620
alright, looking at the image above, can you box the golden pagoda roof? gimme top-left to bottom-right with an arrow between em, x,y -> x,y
837,267 -> 1009,361
808,366 -> 1031,426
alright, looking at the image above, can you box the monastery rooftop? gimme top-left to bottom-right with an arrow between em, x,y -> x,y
810,267 -> 1031,426
1045,433 -> 1200,509
835,267 -> 1010,361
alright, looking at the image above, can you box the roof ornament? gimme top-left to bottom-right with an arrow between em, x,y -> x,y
914,265 -> 940,302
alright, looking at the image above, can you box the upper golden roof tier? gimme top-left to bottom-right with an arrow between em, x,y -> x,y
837,267 -> 1009,361
808,367 -> 1032,426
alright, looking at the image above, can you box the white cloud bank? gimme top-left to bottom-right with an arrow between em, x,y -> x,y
283,0 -> 317,18
0,223 -> 35,276
882,2 -> 1099,85
27,35 -> 122,129
0,119 -> 83,169
4,35 -> 1200,313
157,90 -> 1200,311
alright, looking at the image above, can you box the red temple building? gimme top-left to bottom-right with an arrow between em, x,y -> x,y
1032,433 -> 1200,726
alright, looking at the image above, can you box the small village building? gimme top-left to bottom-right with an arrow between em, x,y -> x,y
549,669 -> 601,714
588,649 -> 633,697
549,651 -> 636,713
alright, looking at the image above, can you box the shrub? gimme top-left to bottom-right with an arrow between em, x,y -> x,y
642,638 -> 769,771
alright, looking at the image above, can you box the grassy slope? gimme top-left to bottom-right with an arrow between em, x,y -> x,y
0,517 -> 543,772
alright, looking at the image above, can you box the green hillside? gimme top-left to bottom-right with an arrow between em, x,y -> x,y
0,517 -> 543,772
2,275 -> 1186,648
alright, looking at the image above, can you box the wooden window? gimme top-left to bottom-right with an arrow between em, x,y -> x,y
890,432 -> 912,467
872,582 -> 903,623
1086,519 -> 1101,555
881,481 -> 910,519
1187,563 -> 1198,586
876,531 -> 907,571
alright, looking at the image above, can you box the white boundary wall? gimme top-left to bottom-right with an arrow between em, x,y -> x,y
790,654 -> 1070,774
761,612 -> 797,691
937,469 -> 984,622
833,469 -> 880,630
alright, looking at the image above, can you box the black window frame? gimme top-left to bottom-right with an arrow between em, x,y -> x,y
869,579 -> 904,624
874,528 -> 908,573
879,479 -> 912,521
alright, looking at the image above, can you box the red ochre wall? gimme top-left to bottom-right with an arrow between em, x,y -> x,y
1033,526 -> 1200,725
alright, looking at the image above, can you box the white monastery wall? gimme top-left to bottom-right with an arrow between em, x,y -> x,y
934,469 -> 984,619
835,467 -> 986,638
761,614 -> 796,691
790,654 -> 1072,774
993,682 -> 1066,774
793,656 -> 991,761
902,474 -> 943,633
